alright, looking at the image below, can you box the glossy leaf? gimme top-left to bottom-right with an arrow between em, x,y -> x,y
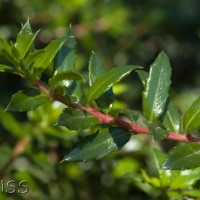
6,88 -> 48,112
95,91 -> 115,111
33,38 -> 66,75
143,51 -> 171,121
137,69 -> 180,132
57,108 -> 98,130
89,52 -> 115,110
183,96 -> 200,131
161,143 -> 200,170
66,81 -> 82,103
55,26 -> 77,73
87,65 -> 139,103
48,71 -> 84,87
161,98 -> 181,132
15,20 -> 39,59
89,52 -> 105,86
62,128 -> 131,162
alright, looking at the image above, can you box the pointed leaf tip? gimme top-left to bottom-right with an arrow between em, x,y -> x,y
143,51 -> 171,121
6,88 -> 48,112
87,65 -> 139,103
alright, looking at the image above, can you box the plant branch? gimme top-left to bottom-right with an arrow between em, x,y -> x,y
33,80 -> 200,145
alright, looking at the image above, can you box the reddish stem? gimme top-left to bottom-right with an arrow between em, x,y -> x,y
34,80 -> 200,144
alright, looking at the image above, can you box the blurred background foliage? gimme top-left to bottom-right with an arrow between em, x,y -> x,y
0,0 -> 200,199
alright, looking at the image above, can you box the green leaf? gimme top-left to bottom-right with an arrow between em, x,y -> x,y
148,122 -> 169,141
15,20 -> 39,59
89,52 -> 105,86
0,63 -> 22,76
55,26 -> 77,73
138,68 -> 179,132
161,98 -> 181,132
170,168 -> 200,190
183,96 -> 200,131
87,65 -> 139,103
62,25 -> 76,48
49,71 -> 84,87
33,38 -> 66,75
89,52 -> 115,110
143,51 -> 171,121
57,108 -> 98,130
0,39 -> 20,67
6,88 -> 48,112
136,69 -> 149,87
0,64 -> 13,72
62,128 -> 131,162
0,38 -> 11,52
161,143 -> 200,170
24,49 -> 45,69
66,81 -> 82,103
95,91 -> 115,111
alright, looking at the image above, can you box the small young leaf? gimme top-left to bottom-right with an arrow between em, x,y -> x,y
143,51 -> 171,121
55,26 -> 77,73
0,38 -> 11,52
24,49 -> 45,69
161,98 -> 181,132
15,20 -> 39,59
0,39 -> 19,67
148,122 -> 169,141
183,96 -> 200,131
136,70 -> 149,87
111,108 -> 139,123
0,64 -> 14,72
48,71 -> 84,87
61,128 -> 131,162
57,108 -> 98,130
161,143 -> 200,170
89,52 -> 115,110
6,88 -> 48,112
87,65 -> 139,103
33,38 -> 66,75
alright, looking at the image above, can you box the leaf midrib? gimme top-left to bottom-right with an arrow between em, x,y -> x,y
185,109 -> 200,131
149,62 -> 165,121
88,66 -> 132,102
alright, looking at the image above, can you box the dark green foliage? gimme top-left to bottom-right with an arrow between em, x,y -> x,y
162,143 -> 200,170
62,128 -> 131,162
57,108 -> 98,130
6,88 -> 48,112
1,20 -> 200,171
142,51 -> 171,121
1,17 -> 200,200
